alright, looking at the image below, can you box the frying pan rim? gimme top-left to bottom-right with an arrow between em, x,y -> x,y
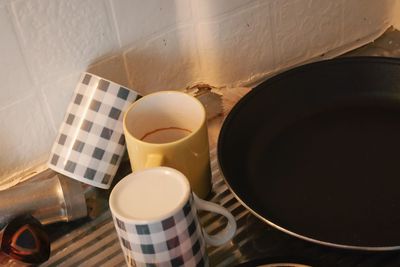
217,56 -> 400,251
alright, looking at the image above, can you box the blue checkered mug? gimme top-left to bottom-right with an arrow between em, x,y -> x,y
109,167 -> 237,267
48,72 -> 140,189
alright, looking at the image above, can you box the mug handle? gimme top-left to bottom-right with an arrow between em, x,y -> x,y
145,154 -> 165,168
193,194 -> 237,246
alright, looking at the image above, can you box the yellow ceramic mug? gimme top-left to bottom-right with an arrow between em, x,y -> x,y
123,91 -> 211,198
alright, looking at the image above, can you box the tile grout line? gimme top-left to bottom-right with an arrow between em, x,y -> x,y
7,2 -> 39,86
106,0 -> 122,49
0,92 -> 34,113
38,87 -> 58,134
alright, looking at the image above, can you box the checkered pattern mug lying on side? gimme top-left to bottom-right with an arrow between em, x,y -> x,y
109,167 -> 237,267
48,72 -> 140,189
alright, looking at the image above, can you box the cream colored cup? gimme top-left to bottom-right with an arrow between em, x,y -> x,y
123,91 -> 211,198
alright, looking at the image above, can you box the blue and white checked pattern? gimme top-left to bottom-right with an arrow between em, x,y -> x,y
112,195 -> 209,267
48,73 -> 140,189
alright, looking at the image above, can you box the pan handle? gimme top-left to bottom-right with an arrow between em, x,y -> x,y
193,194 -> 237,246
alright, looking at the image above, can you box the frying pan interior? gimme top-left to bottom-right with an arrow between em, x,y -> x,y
218,57 -> 400,250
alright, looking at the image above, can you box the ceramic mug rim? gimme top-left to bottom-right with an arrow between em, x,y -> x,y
123,91 -> 206,147
109,167 -> 192,224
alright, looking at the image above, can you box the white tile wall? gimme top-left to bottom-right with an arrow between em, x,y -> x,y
192,0 -> 255,20
111,0 -> 192,47
124,25 -> 200,94
394,0 -> 400,29
11,0 -> 119,84
272,0 -> 343,68
41,72 -> 81,132
0,0 -> 397,185
0,94 -> 54,180
197,2 -> 274,86
0,7 -> 33,108
343,0 -> 395,43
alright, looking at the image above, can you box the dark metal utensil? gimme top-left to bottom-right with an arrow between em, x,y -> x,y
0,214 -> 50,264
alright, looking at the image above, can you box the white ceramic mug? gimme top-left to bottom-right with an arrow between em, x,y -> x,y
48,72 -> 140,189
109,167 -> 237,267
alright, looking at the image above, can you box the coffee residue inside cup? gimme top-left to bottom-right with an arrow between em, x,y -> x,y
140,127 -> 192,144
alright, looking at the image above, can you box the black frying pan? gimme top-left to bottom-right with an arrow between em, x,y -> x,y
217,57 -> 400,250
